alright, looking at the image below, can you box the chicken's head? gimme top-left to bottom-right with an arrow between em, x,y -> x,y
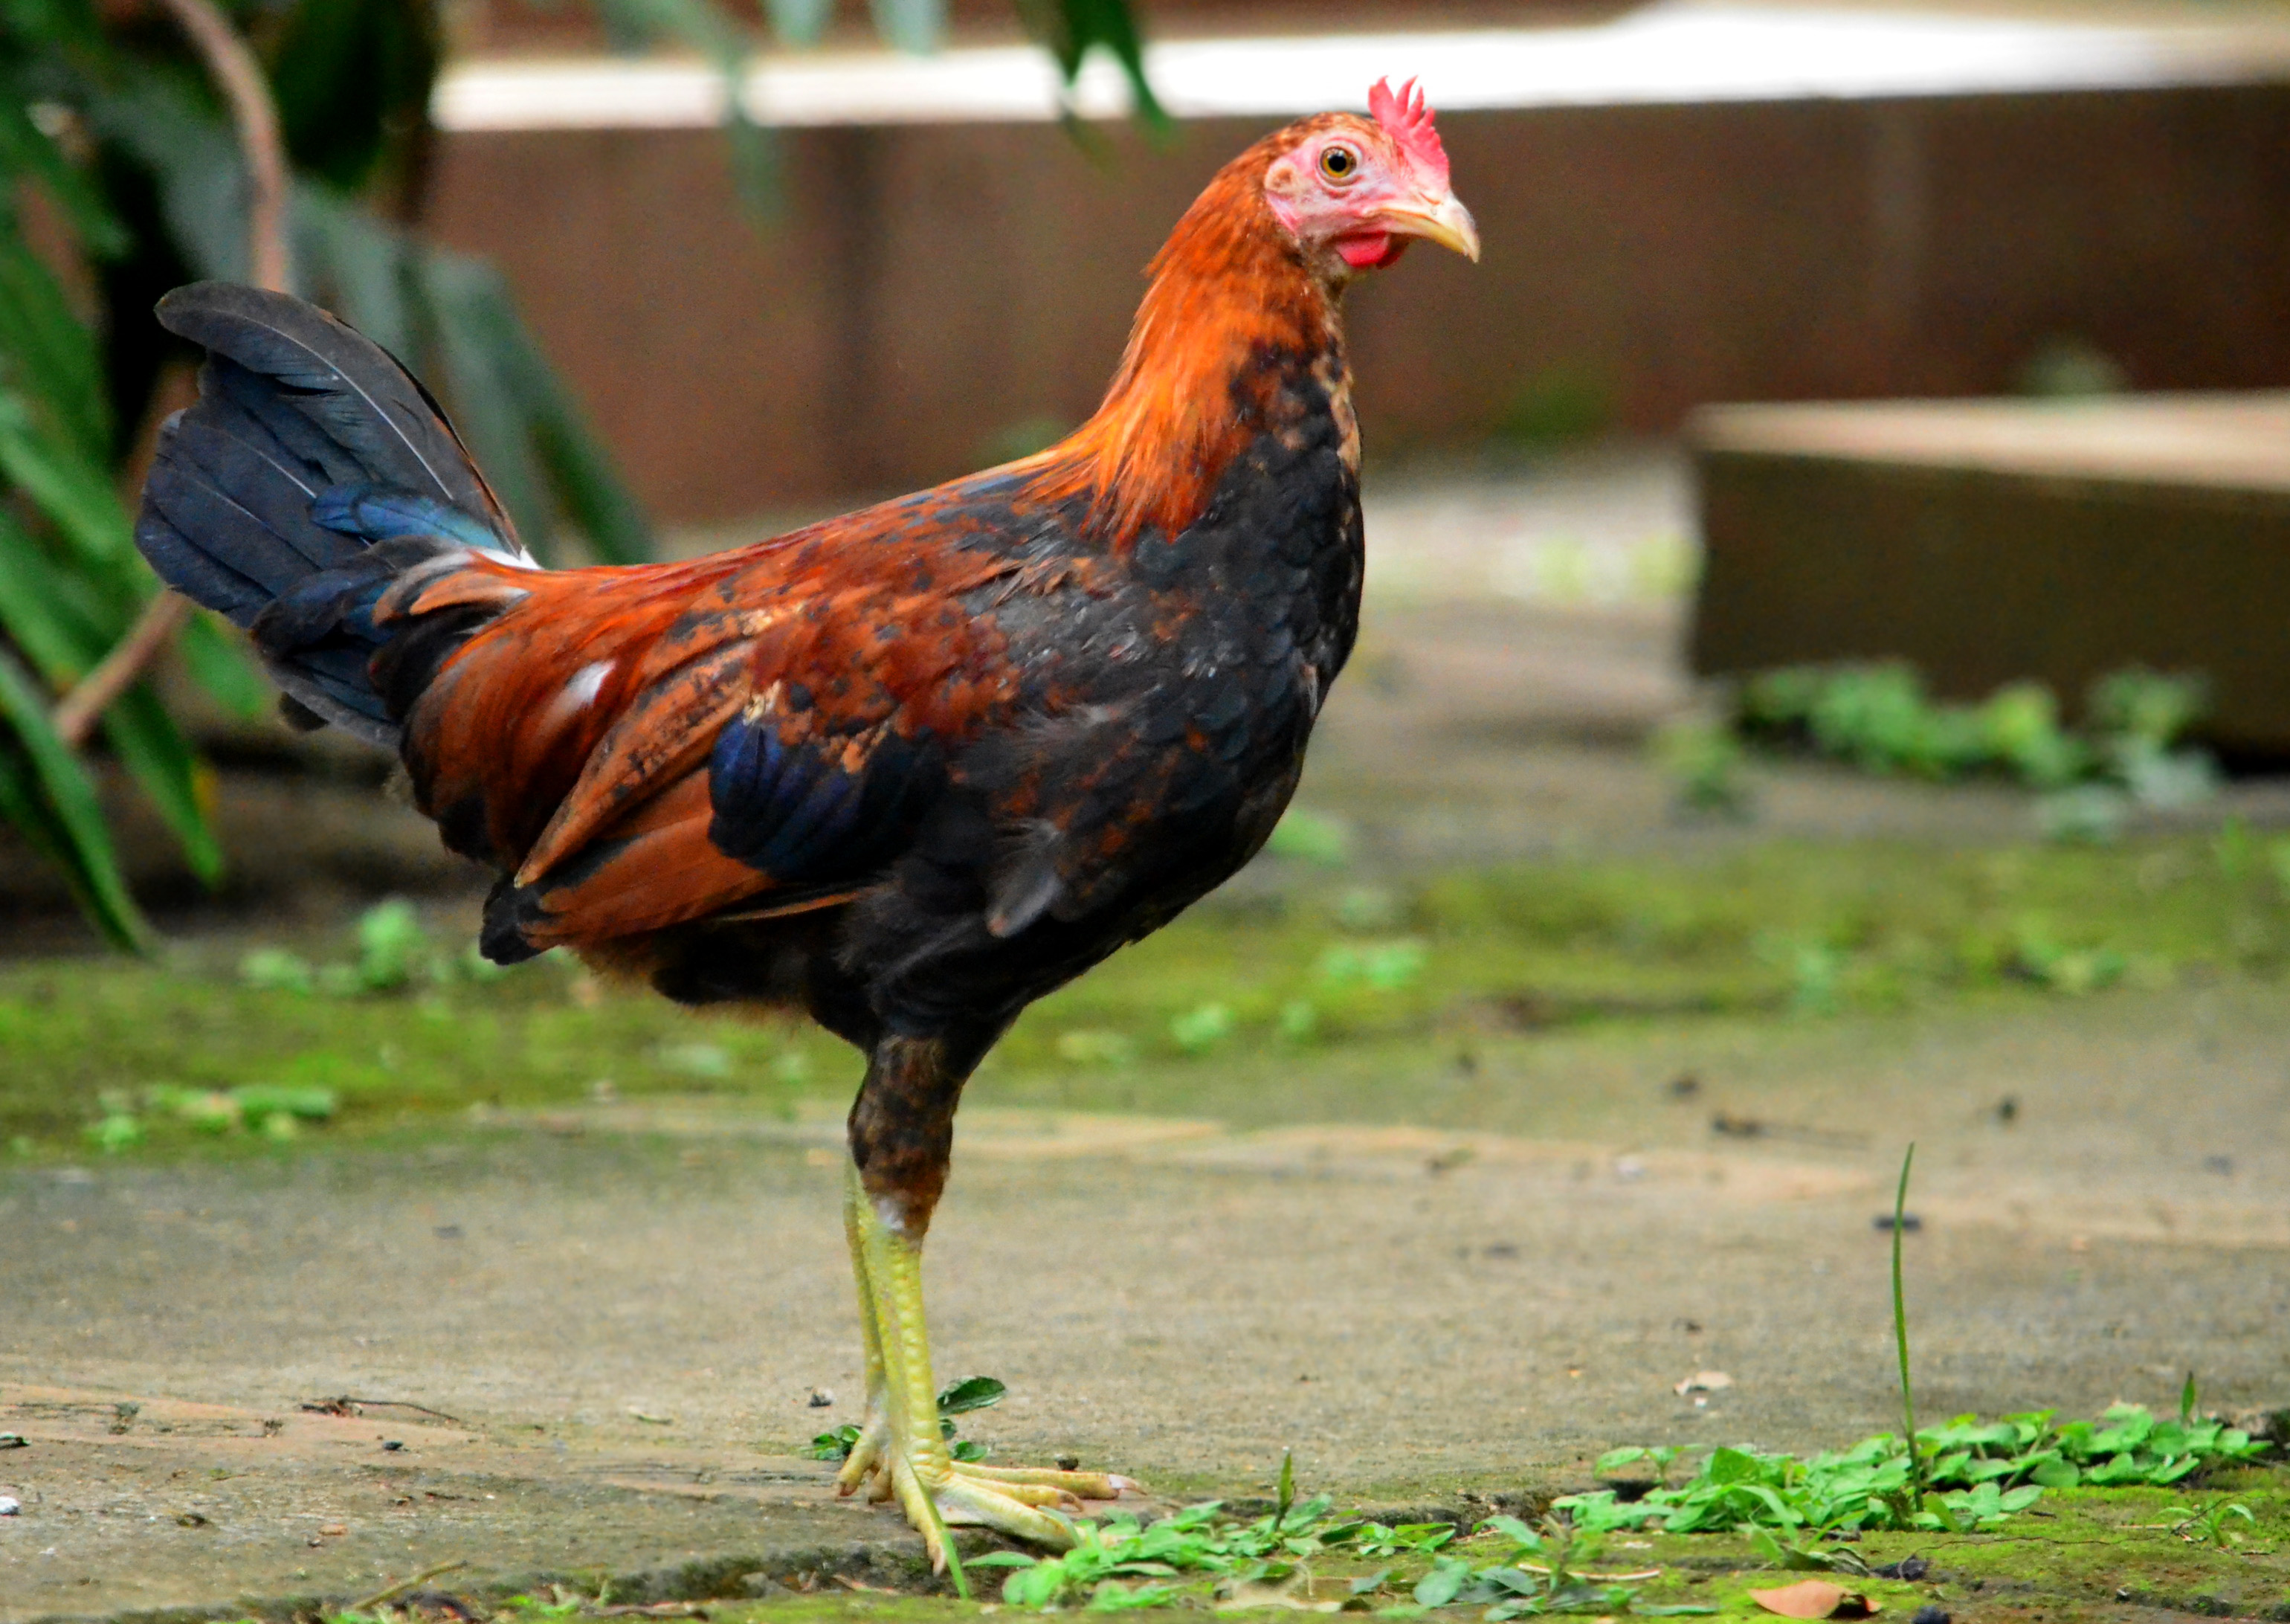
1263,79 -> 1480,274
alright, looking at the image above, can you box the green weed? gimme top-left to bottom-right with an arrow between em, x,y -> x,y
240,898 -> 515,999
1566,1403 -> 2268,1538
2166,1497 -> 2257,1549
807,1376 -> 1007,1464
1732,663 -> 2216,828
1265,808 -> 1355,866
984,1454 -> 1706,1614
10,837 -> 2290,1147
1650,718 -> 1749,816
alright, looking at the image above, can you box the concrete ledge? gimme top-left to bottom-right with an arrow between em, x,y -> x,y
1688,393 -> 2290,751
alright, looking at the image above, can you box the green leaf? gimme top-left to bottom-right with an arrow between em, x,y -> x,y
937,1375 -> 1007,1416
85,67 -> 255,283
100,681 -> 223,886
178,612 -> 271,720
1017,0 -> 1166,127
268,0 -> 442,193
1411,1558 -> 1471,1609
869,0 -> 944,54
765,0 -> 837,45
0,384 -> 134,571
0,507 -> 111,683
805,1422 -> 861,1460
296,186 -> 415,361
0,643 -> 146,947
413,248 -> 549,550
412,248 -> 653,564
590,0 -> 778,210
0,227 -> 115,465
0,97 -> 128,261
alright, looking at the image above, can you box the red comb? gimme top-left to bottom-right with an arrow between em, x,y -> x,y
1368,77 -> 1448,187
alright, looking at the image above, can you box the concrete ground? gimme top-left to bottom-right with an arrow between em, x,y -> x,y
4,980 -> 2287,1617
2,449 -> 2286,1619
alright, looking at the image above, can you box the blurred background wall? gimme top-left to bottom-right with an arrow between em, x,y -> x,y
416,8 -> 2290,521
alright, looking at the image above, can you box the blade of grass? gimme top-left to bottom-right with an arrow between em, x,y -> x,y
1892,1142 -> 1920,1501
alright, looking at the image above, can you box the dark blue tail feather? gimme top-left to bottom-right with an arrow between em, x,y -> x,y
134,283 -> 530,748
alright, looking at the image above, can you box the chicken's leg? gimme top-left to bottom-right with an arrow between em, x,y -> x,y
833,1158 -> 1132,1565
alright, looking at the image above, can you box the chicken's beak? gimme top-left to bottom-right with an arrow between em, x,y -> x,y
1382,192 -> 1481,262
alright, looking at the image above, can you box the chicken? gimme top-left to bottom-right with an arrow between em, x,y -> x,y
133,79 -> 1477,1562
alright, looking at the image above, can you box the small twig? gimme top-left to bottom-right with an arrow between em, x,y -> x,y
303,1395 -> 471,1427
51,596 -> 192,748
1517,1562 -> 1662,1582
51,0 -> 289,747
153,0 -> 289,292
352,1557 -> 467,1613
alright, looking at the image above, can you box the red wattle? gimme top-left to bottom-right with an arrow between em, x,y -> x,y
1337,233 -> 1392,268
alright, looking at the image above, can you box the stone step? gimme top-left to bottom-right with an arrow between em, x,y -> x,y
1689,393 -> 2290,751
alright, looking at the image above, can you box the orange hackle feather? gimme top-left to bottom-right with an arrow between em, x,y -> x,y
1014,118 -> 1355,550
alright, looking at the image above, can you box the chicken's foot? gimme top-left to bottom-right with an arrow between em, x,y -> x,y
834,1159 -> 1133,1567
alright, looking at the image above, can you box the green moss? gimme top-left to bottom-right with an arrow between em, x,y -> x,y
6,833 -> 2290,1150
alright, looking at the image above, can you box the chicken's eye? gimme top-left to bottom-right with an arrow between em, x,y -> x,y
1317,146 -> 1358,182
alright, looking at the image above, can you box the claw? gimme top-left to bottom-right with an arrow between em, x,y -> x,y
955,1462 -> 1130,1499
837,1156 -> 1138,1570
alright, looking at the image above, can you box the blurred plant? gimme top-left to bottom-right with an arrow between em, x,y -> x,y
1736,662 -> 2217,836
1650,715 -> 1748,816
1317,937 -> 1427,992
1263,805 -> 1353,866
1055,1027 -> 1139,1067
237,895 -> 512,995
2018,335 -> 2127,399
1496,363 -> 1612,448
1167,998 -> 1234,1053
0,0 -> 1156,950
149,1080 -> 335,1137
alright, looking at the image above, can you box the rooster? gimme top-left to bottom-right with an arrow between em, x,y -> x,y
135,80 -> 1476,1561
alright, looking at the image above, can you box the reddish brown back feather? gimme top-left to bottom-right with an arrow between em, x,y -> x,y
387,509 -> 1025,946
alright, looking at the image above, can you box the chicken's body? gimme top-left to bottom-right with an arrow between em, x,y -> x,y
135,87 -> 1475,1559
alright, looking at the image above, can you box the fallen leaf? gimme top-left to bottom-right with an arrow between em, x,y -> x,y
1674,1370 -> 1734,1396
319,1522 -> 347,1536
1749,1580 -> 1879,1620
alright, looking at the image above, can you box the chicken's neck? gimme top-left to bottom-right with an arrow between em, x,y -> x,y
1033,164 -> 1353,556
